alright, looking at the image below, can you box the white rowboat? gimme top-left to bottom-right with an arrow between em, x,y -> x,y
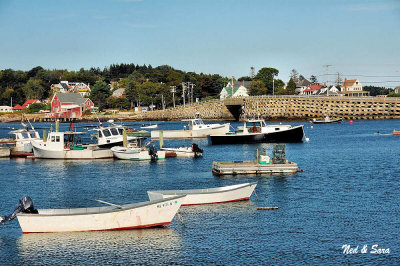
147,182 -> 257,206
16,196 -> 185,233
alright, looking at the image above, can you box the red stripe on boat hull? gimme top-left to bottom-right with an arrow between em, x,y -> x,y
181,197 -> 250,206
22,221 -> 170,234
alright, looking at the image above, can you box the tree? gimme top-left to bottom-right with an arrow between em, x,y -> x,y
310,75 -> 318,84
249,80 -> 266,95
238,76 -> 252,81
125,77 -> 140,108
26,103 -> 47,113
254,67 -> 279,94
90,79 -> 111,109
286,78 -> 297,95
289,69 -> 299,82
23,78 -> 46,99
335,72 -> 343,87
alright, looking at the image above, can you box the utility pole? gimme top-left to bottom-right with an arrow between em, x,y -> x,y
273,79 -> 275,96
161,94 -> 165,110
324,64 -> 332,96
170,86 -> 176,108
181,82 -> 186,107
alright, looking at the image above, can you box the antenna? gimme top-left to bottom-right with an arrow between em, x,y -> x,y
324,64 -> 332,96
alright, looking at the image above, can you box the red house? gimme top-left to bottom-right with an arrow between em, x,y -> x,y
12,104 -> 25,111
22,99 -> 40,109
12,99 -> 41,111
50,93 -> 94,118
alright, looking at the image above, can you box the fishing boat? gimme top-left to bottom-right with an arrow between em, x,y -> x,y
0,196 -> 185,233
151,118 -> 230,139
6,122 -> 41,157
208,118 -> 304,145
393,130 -> 400,135
147,182 -> 257,206
31,131 -> 113,159
310,116 -> 342,124
93,121 -> 139,148
141,124 -> 158,129
160,143 -> 203,158
111,140 -> 166,161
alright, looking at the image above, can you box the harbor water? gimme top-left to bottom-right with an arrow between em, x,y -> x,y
0,120 -> 399,264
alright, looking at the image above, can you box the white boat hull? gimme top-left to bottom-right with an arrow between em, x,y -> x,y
161,147 -> 199,158
32,142 -> 113,159
151,124 -> 230,139
111,146 -> 166,160
147,182 -> 257,206
0,147 -> 11,157
16,196 -> 185,233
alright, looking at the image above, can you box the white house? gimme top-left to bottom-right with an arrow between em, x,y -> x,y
220,81 -> 250,100
295,79 -> 311,94
318,85 -> 340,96
51,81 -> 91,97
0,106 -> 13,112
341,78 -> 369,96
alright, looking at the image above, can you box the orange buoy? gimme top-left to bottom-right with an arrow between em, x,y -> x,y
350,120 -> 353,124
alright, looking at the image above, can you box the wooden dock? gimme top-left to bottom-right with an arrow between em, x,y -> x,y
212,160 -> 298,176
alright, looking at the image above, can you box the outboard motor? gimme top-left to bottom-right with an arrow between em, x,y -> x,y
191,143 -> 203,158
148,144 -> 158,161
0,196 -> 38,225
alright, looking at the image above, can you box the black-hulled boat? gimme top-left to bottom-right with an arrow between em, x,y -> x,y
310,116 -> 342,124
207,119 -> 304,145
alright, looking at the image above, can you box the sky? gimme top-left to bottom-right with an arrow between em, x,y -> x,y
0,0 -> 399,87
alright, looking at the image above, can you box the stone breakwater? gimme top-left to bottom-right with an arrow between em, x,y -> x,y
136,96 -> 400,121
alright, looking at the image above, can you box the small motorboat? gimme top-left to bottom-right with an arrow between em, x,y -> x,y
111,140 -> 165,161
393,130 -> 400,135
141,124 -> 158,129
208,118 -> 304,145
147,182 -> 257,206
310,116 -> 342,124
160,143 -> 203,158
0,196 -> 185,233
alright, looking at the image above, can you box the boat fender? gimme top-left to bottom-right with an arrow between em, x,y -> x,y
0,196 -> 38,225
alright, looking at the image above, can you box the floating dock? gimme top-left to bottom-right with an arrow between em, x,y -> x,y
212,160 -> 298,176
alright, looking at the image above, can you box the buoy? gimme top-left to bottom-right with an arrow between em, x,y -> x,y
298,169 -> 305,172
305,137 -> 310,142
310,126 -> 313,129
257,207 -> 279,210
350,120 -> 353,124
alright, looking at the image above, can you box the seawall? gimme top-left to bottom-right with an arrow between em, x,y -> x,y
134,96 -> 400,121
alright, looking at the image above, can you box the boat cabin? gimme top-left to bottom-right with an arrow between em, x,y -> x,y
244,120 -> 267,133
184,118 -> 216,130
9,129 -> 40,141
40,131 -> 86,150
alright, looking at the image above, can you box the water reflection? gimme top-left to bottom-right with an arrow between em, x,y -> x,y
17,228 -> 182,264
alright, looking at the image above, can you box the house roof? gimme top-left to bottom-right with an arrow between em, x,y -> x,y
223,81 -> 250,97
12,104 -> 25,110
296,79 -> 311,87
22,99 -> 39,106
55,93 -> 87,105
303,84 -> 325,92
342,79 -> 358,87
60,82 -> 70,90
